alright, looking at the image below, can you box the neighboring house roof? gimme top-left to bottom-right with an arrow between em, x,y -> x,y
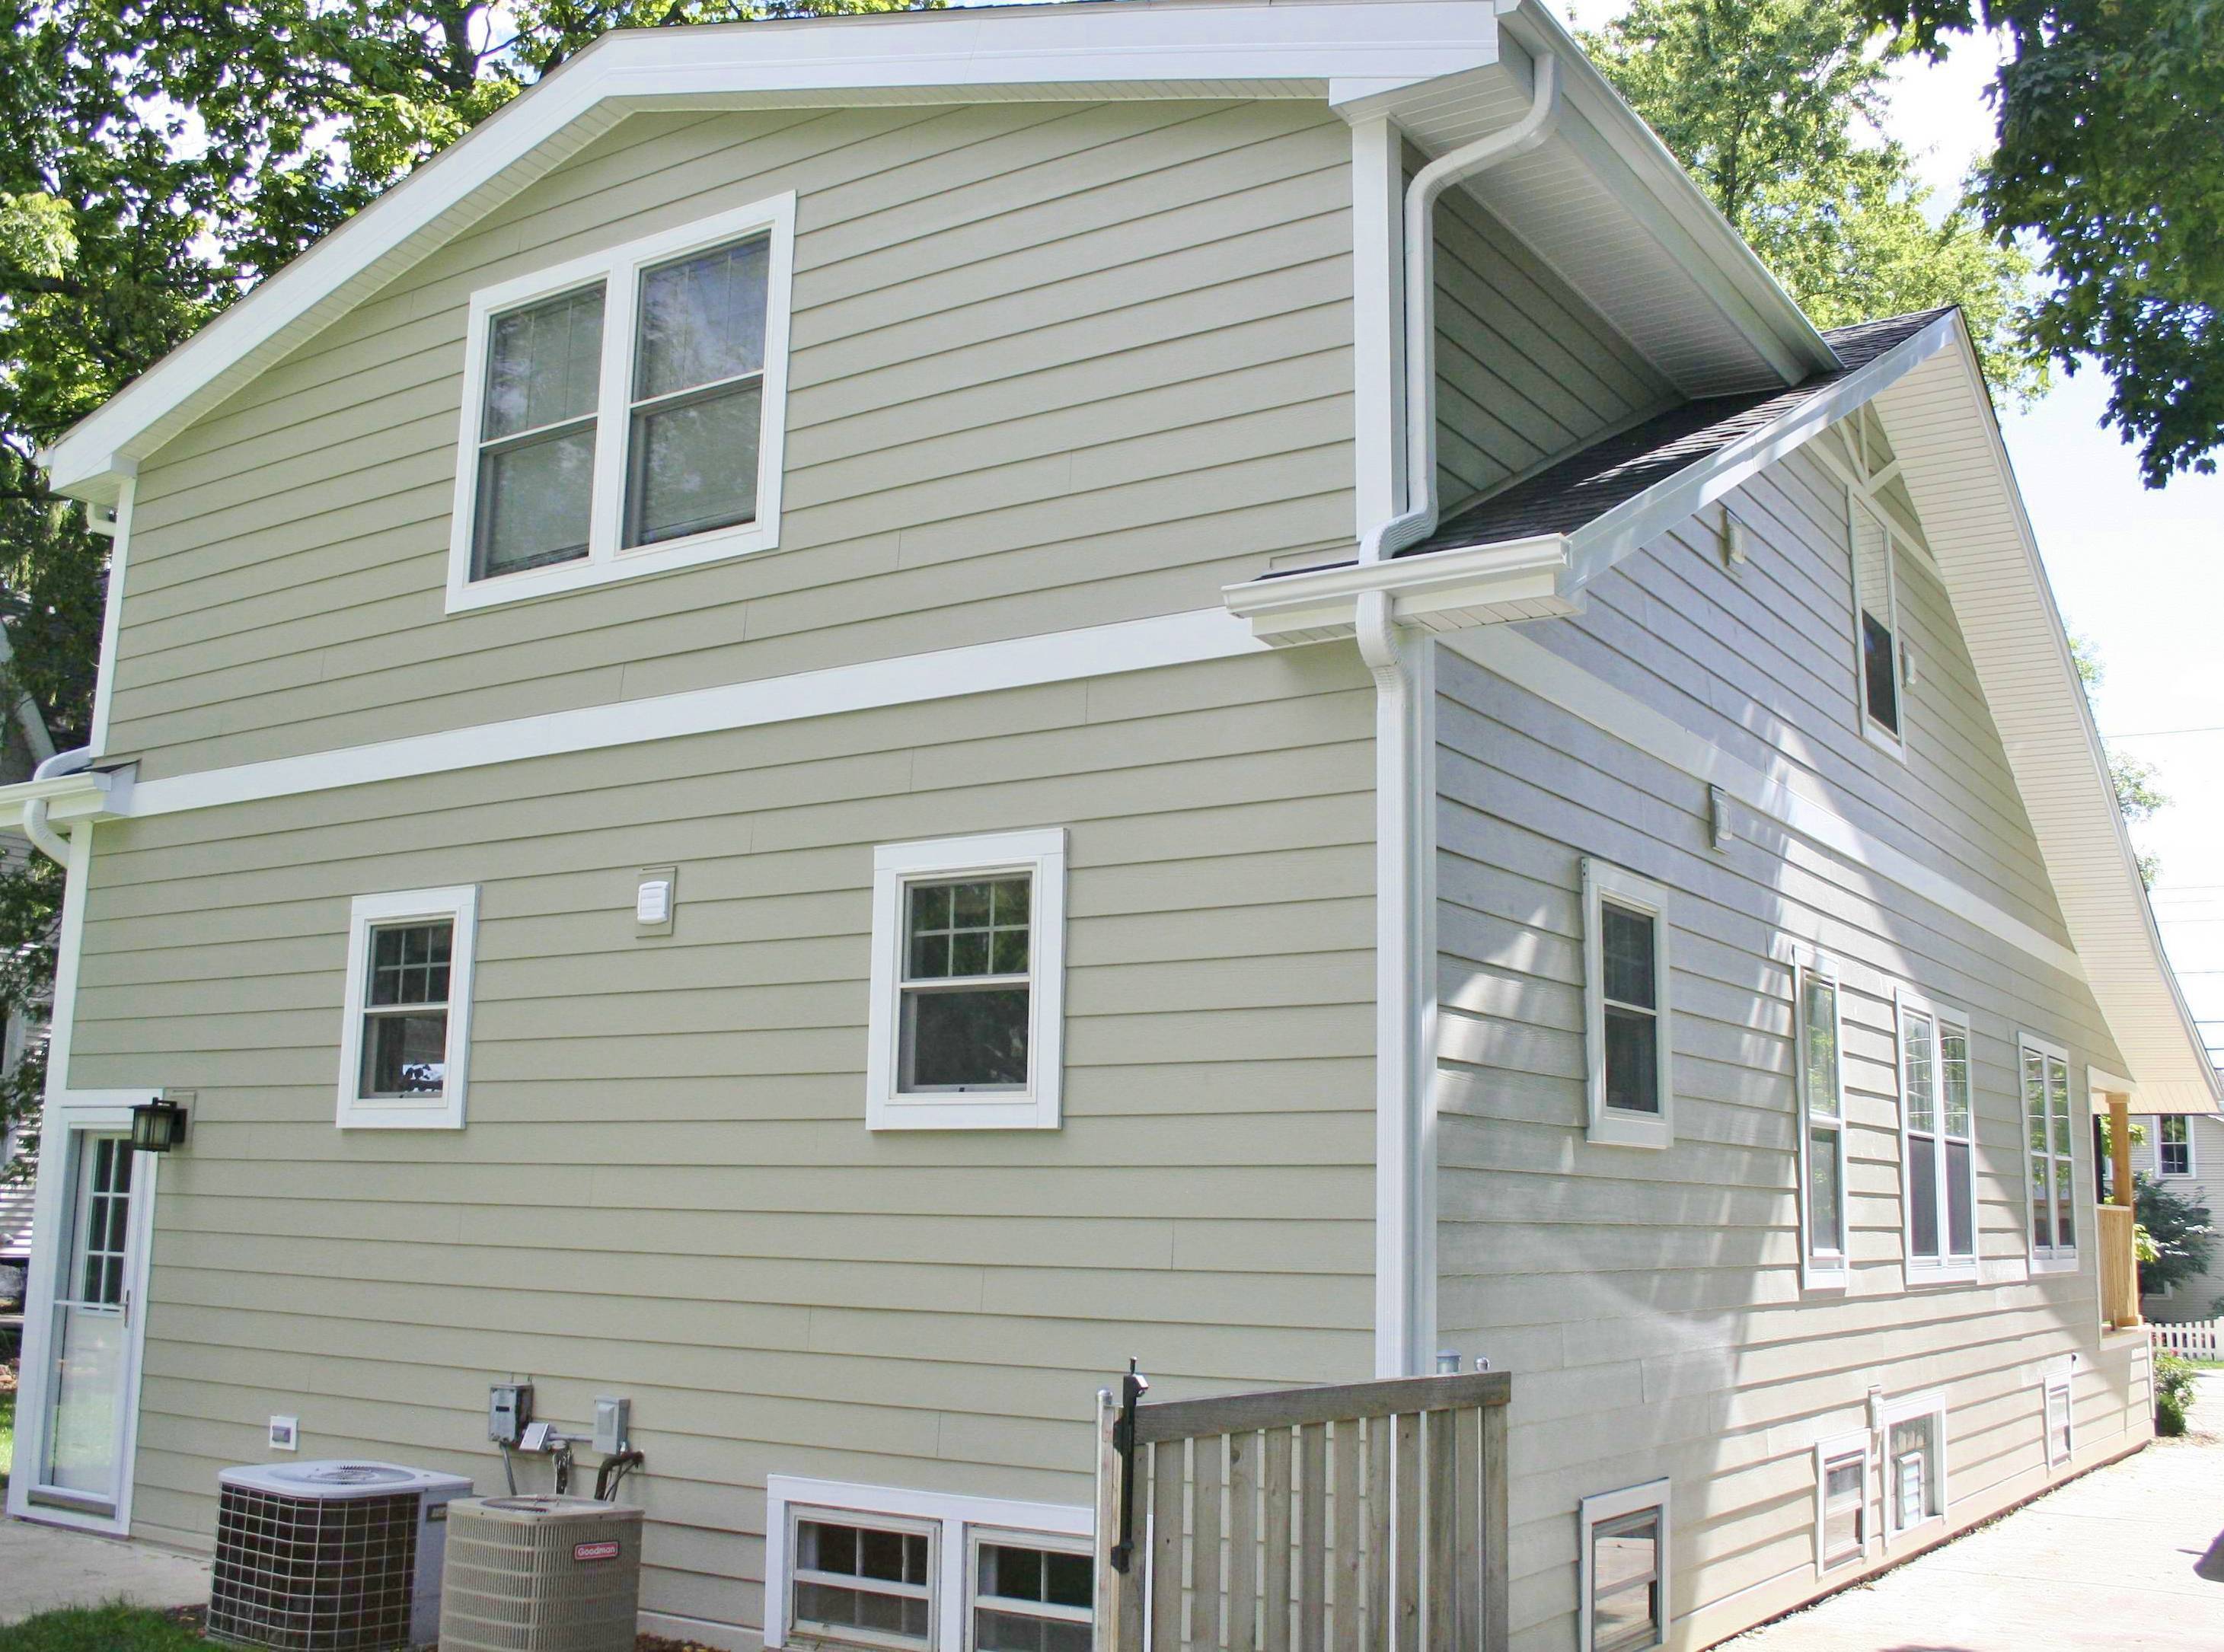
39,0 -> 1834,503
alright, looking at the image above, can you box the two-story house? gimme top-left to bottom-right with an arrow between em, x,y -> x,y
5,4 -> 2215,1649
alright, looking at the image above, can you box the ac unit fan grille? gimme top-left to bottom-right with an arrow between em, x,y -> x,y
209,1485 -> 421,1650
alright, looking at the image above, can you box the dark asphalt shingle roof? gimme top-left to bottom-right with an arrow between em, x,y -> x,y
1401,308 -> 1952,559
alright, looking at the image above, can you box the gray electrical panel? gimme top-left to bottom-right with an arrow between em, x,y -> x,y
488,1382 -> 533,1446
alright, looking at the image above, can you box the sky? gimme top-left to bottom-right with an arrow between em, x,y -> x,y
1559,2 -> 2224,1067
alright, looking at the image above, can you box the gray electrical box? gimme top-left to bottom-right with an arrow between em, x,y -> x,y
593,1397 -> 630,1456
489,1383 -> 533,1446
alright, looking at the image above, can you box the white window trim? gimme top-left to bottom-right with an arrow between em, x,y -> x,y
1896,988 -> 1980,1287
2043,1369 -> 2074,1469
2019,1035 -> 2079,1274
1847,489 -> 1907,762
2158,1114 -> 2195,1179
445,192 -> 797,614
1812,1430 -> 1871,1578
1797,957 -> 1850,1293
1578,1477 -> 1670,1652
1878,1388 -> 1948,1544
335,886 -> 479,1130
763,1475 -> 1090,1652
866,829 -> 1067,1131
1581,858 -> 1674,1150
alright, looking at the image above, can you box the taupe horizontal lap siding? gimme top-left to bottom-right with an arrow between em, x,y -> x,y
108,100 -> 1358,780
78,652 -> 1377,1632
1434,442 -> 2143,1650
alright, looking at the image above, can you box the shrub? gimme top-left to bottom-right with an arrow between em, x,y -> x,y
2136,1175 -> 2216,1298
2155,1351 -> 2199,1437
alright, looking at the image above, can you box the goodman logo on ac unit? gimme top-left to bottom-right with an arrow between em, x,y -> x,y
574,1540 -> 622,1563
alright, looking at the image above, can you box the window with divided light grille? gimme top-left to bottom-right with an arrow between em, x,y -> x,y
1900,998 -> 1977,1280
790,1515 -> 933,1650
970,1532 -> 1092,1652
2020,1038 -> 2076,1265
2159,1115 -> 2193,1178
337,888 -> 477,1129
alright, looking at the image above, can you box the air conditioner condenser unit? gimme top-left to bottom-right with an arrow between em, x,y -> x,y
439,1494 -> 645,1652
208,1459 -> 474,1650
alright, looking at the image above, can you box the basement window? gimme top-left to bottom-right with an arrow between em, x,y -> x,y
1814,1437 -> 1868,1574
1582,859 -> 1674,1150
448,193 -> 796,613
867,830 -> 1067,1131
2044,1371 -> 2073,1469
1798,960 -> 1850,1290
1578,1479 -> 1670,1652
1881,1391 -> 1948,1539
336,887 -> 477,1130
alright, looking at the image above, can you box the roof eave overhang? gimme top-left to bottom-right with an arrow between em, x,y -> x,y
0,767 -> 134,834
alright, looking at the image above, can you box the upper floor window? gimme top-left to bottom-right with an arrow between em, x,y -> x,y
337,886 -> 478,1129
2020,1035 -> 2076,1270
1581,859 -> 1674,1150
1899,993 -> 1978,1283
1849,498 -> 1903,754
2159,1115 -> 2194,1178
448,194 -> 796,613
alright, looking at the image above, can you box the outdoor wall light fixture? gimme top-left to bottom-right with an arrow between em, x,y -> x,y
130,1092 -> 190,1153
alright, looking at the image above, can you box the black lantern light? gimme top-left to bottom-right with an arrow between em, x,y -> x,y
130,1092 -> 190,1153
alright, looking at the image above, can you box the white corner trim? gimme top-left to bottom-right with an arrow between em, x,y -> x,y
1581,856 -> 1674,1151
1351,117 -> 1407,541
88,476 -> 136,760
445,193 -> 796,614
118,608 -> 1264,819
866,829 -> 1066,1132
335,885 -> 480,1131
1441,626 -> 2088,981
763,1474 -> 1090,1652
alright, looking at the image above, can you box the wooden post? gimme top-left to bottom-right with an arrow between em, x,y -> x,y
2109,1095 -> 2133,1209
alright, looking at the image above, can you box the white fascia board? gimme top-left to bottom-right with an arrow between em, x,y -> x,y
1223,536 -> 1575,644
40,1 -> 1504,499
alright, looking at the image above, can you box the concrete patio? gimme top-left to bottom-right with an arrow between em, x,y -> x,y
1727,1370 -> 2224,1652
0,1516 -> 211,1626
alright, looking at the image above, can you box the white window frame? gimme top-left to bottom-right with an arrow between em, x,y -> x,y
763,1475 -> 1091,1652
1577,1478 -> 1670,1652
1582,858 -> 1674,1150
1812,1430 -> 1871,1577
335,886 -> 479,1130
2043,1370 -> 2074,1469
445,192 -> 797,614
1796,957 -> 1850,1292
2158,1114 -> 2194,1178
2019,1035 -> 2079,1273
1878,1389 -> 1948,1544
1848,491 -> 1907,761
1896,989 -> 1980,1286
866,830 -> 1067,1132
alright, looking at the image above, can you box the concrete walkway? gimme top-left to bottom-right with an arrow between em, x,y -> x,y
1726,1371 -> 2224,1652
0,1516 -> 210,1625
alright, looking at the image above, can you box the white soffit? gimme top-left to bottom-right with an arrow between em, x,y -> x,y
1875,319 -> 2220,1114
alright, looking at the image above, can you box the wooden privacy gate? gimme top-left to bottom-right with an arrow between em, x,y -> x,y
1093,1370 -> 1511,1650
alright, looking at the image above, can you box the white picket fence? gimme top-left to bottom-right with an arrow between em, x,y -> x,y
2149,1319 -> 2222,1360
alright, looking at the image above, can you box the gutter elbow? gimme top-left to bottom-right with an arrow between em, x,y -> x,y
21,745 -> 94,866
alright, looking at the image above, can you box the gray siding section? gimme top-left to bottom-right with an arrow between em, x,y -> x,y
77,649 -> 1377,1633
108,101 -> 1358,780
1430,183 -> 1670,516
1434,429 -> 2150,1650
2132,1113 -> 2224,1320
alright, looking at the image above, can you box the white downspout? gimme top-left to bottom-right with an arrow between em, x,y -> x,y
21,746 -> 94,866
1362,58 -> 1561,1378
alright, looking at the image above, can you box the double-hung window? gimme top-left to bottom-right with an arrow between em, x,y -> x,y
1849,497 -> 1903,753
336,888 -> 478,1130
1582,859 -> 1674,1150
1578,1480 -> 1670,1652
1798,961 -> 1850,1290
2019,1035 -> 2077,1271
1814,1435 -> 1869,1575
2159,1115 -> 2194,1178
449,194 -> 795,611
867,831 -> 1067,1131
1898,993 -> 1978,1283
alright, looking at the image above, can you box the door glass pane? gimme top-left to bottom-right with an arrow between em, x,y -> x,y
1910,1135 -> 1940,1261
43,1134 -> 135,1501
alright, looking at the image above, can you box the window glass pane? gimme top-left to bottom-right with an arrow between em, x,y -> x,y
1852,503 -> 1897,734
2054,1159 -> 2075,1248
360,1009 -> 448,1097
1804,977 -> 1840,1120
902,987 -> 1030,1091
484,285 -> 604,439
1591,1511 -> 1660,1652
1601,902 -> 1655,1008
1822,1457 -> 1864,1565
793,1519 -> 931,1648
2162,1118 -> 2190,1175
1808,1126 -> 1842,1255
1910,1135 -> 1940,1261
2049,1059 -> 2072,1154
907,877 -> 1029,982
1901,1011 -> 1935,1131
1862,611 -> 1900,732
1887,1418 -> 1933,1528
2030,1156 -> 2053,1249
1945,1140 -> 1975,1258
1939,1025 -> 1971,1137
369,922 -> 452,1007
635,238 -> 769,401
624,381 -> 761,547
793,1582 -> 930,1643
476,428 -> 596,579
1603,1006 -> 1658,1115
975,1611 -> 1091,1652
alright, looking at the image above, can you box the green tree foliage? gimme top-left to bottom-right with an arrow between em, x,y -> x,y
1584,0 -> 2043,397
0,0 -> 932,1182
2136,1172 -> 2217,1299
1860,0 -> 2224,487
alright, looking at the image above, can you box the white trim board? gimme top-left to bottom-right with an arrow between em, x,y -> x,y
121,608 -> 1266,818
1443,626 -> 2087,981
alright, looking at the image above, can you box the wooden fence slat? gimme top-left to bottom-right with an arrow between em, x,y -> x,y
1262,1428 -> 1292,1652
1366,1413 -> 1391,1650
1153,1439 -> 1186,1652
1455,1405 -> 1482,1652
1297,1423 -> 1327,1652
1227,1430 -> 1259,1652
1331,1421 -> 1361,1649
1482,1401 -> 1509,1652
1133,1372 -> 1512,1442
1395,1412 -> 1421,1652
1192,1434 -> 1224,1650
1426,1410 -> 1456,1649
